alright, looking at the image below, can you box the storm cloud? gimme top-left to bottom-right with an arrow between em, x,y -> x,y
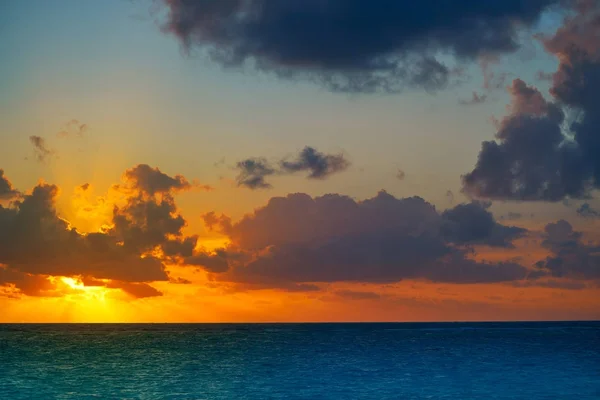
161,0 -> 562,93
463,2 -> 600,201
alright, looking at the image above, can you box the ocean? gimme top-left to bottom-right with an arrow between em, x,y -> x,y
1,322 -> 598,399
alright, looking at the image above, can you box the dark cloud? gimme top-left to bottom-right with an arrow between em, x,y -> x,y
0,170 -> 19,200
236,147 -> 350,189
0,268 -> 61,298
123,164 -> 191,195
202,211 -> 232,234
162,236 -> 198,257
463,2 -> 600,201
0,164 -> 217,298
577,203 -> 600,218
0,183 -> 169,289
534,220 -> 600,279
107,281 -> 163,298
459,92 -> 488,105
183,249 -> 230,273
441,202 -> 526,247
81,277 -> 164,298
112,191 -> 187,253
209,191 -> 529,287
29,136 -> 54,163
235,158 -> 276,189
280,147 -> 349,179
111,165 -> 225,273
161,0 -> 561,93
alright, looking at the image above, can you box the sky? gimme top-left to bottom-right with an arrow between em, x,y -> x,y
0,0 -> 599,322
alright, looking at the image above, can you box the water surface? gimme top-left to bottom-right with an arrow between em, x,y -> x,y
1,322 -> 599,399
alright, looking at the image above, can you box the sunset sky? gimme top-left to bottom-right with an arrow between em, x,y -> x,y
1,0 -> 599,322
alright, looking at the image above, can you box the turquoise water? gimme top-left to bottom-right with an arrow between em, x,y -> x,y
1,322 -> 599,399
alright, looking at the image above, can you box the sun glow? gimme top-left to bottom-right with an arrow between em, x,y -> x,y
59,277 -> 108,301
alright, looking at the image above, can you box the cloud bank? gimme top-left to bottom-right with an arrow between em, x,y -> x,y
205,191 -> 530,288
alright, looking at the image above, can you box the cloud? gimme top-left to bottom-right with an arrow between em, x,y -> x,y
280,147 -> 349,179
57,119 -> 88,138
110,165 -> 218,269
440,201 -> 526,247
122,164 -> 191,195
0,183 -> 169,289
162,236 -> 197,258
534,219 -> 600,280
0,268 -> 62,297
236,147 -> 350,189
0,164 -> 218,298
183,249 -> 230,273
169,277 -> 192,285
577,203 -> 600,218
161,0 -> 561,93
29,136 -> 55,163
512,278 -> 587,290
235,158 -> 277,189
202,211 -> 232,233
0,170 -> 19,200
208,191 -> 529,287
107,281 -> 163,298
112,193 -> 187,254
463,2 -> 600,201
81,276 -> 164,298
335,290 -> 381,301
459,92 -> 488,105
480,55 -> 511,91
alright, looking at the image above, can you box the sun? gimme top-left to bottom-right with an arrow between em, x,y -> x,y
60,277 -> 108,301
